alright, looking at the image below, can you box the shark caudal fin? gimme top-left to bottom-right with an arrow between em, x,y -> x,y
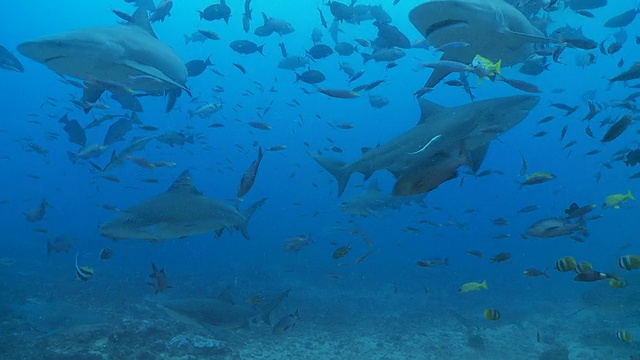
309,152 -> 352,197
240,198 -> 267,239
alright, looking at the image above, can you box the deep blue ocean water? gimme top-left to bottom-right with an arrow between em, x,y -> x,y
1,0 -> 640,358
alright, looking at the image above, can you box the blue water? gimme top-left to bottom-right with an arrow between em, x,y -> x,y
1,0 -> 640,358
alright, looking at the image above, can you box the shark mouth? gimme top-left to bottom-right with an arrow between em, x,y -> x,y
43,55 -> 67,64
424,19 -> 470,38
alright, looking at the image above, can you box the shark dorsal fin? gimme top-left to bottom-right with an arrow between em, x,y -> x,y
368,178 -> 380,191
167,170 -> 202,195
126,8 -> 158,39
416,98 -> 447,125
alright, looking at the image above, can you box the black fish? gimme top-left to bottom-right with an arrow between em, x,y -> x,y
185,56 -> 212,77
237,147 -> 263,198
59,113 -> 86,147
601,114 -> 632,143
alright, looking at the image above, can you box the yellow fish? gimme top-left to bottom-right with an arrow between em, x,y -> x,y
603,190 -> 634,209
458,280 -> 488,293
471,55 -> 501,84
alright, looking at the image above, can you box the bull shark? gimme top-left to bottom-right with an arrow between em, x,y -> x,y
17,8 -> 188,112
311,95 -> 540,197
99,170 -> 267,241
339,179 -> 422,218
157,288 -> 290,331
409,0 -> 552,88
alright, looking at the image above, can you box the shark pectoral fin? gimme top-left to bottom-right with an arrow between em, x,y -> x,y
468,144 -> 490,172
83,82 -> 106,111
122,60 -> 187,91
423,53 -> 458,89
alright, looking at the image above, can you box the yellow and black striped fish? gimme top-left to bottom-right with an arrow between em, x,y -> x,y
617,330 -> 632,343
555,256 -> 576,272
75,252 -> 94,281
483,308 -> 500,321
618,255 -> 640,271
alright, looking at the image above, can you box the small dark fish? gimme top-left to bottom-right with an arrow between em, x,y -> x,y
47,235 -> 73,256
185,56 -> 212,77
489,252 -> 511,263
233,63 -> 247,74
523,268 -> 549,278
601,114 -> 632,143
560,125 -> 569,141
517,205 -> 539,214
148,262 -> 172,294
99,248 -> 113,260
317,6 -> 328,28
537,116 -> 555,124
574,271 -> 617,282
237,147 -> 263,198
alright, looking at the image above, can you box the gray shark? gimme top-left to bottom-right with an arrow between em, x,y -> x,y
409,0 -> 552,88
339,179 -> 422,218
311,95 -> 540,197
158,288 -> 289,331
99,170 -> 266,241
17,8 -> 188,112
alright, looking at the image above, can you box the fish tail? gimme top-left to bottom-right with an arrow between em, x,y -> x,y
361,53 -> 372,64
481,280 -> 488,289
241,198 -> 267,239
309,152 -> 351,197
197,10 -> 204,20
627,190 -> 635,200
494,59 -> 502,76
257,44 -> 265,56
183,34 -> 191,45
576,219 -> 589,237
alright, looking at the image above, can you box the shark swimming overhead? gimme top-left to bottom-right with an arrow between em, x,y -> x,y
99,170 -> 266,241
17,8 -> 189,112
311,95 -> 540,197
408,0 -> 552,88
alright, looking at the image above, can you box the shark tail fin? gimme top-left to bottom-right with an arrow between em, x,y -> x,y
240,198 -> 267,239
309,152 -> 351,197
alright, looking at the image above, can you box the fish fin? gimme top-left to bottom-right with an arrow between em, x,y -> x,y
628,190 -> 635,200
82,83 -> 106,113
126,7 -> 158,39
481,280 -> 488,289
468,144 -> 490,172
240,198 -> 267,239
309,152 -> 352,197
121,60 -> 188,92
167,170 -> 203,195
423,53 -> 460,88
261,12 -> 269,24
165,89 -> 181,113
416,98 -> 447,125
368,178 -> 380,191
